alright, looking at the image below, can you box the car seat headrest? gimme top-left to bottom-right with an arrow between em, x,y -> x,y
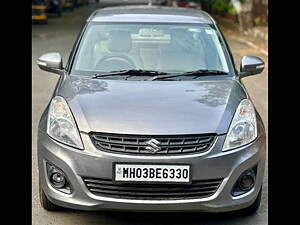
170,28 -> 194,52
108,30 -> 132,53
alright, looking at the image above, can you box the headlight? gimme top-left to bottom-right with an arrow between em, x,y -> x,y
47,96 -> 84,150
222,99 -> 257,151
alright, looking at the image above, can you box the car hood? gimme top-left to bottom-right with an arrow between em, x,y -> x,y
58,76 -> 247,135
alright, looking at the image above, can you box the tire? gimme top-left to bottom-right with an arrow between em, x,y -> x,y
39,182 -> 61,211
238,187 -> 262,215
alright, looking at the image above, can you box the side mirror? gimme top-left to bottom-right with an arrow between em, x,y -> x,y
239,56 -> 264,78
37,52 -> 64,75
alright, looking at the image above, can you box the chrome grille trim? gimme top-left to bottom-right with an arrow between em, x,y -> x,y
89,133 -> 216,155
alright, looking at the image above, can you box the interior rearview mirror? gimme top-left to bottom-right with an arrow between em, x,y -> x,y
239,56 -> 264,78
37,52 -> 64,75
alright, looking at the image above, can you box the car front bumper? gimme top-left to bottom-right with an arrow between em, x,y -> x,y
37,122 -> 266,212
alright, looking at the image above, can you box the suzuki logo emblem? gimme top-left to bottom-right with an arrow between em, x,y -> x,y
145,139 -> 161,153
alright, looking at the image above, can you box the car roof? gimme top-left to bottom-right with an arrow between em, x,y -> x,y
87,5 -> 215,24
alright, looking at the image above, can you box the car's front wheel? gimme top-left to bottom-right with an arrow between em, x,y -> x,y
39,182 -> 61,211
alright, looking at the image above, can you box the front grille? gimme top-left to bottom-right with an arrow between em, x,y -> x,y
89,133 -> 216,155
82,177 -> 223,200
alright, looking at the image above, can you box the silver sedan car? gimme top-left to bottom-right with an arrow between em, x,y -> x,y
37,5 -> 266,214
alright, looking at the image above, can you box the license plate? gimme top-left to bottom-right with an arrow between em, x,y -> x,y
114,163 -> 191,183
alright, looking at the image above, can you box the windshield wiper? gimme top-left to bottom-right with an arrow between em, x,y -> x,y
149,69 -> 228,81
92,69 -> 168,79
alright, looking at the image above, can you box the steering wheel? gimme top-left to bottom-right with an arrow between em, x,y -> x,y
95,55 -> 136,71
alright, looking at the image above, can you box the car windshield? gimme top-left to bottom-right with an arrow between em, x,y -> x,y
71,22 -> 232,79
